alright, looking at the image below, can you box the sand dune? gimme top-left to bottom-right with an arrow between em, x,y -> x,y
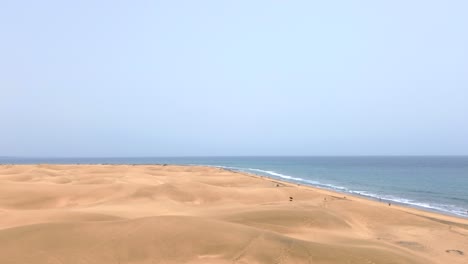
0,165 -> 466,263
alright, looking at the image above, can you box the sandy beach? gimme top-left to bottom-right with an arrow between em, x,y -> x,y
0,164 -> 466,264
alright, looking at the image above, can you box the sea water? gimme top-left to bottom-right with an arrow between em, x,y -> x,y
1,156 -> 467,218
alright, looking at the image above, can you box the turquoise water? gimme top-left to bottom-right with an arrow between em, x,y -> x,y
1,156 -> 467,218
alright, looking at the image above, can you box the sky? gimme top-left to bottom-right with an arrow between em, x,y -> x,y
1,0 -> 467,157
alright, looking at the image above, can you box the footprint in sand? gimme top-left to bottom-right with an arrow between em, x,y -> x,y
445,249 -> 464,255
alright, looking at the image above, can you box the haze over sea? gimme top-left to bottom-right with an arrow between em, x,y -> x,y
2,156 -> 467,218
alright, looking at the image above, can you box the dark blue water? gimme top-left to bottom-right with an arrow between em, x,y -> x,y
1,156 -> 467,218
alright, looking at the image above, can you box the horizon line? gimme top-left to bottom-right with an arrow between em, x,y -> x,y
2,155 -> 468,159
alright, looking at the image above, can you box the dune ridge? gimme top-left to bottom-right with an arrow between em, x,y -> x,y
0,164 -> 466,264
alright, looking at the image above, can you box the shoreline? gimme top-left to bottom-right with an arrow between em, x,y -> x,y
0,163 -> 466,222
221,166 -> 468,225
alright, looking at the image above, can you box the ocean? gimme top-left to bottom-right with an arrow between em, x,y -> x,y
1,156 -> 467,218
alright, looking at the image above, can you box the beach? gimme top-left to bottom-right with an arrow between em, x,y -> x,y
0,164 -> 466,264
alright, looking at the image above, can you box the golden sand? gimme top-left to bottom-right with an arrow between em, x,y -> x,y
0,165 -> 466,264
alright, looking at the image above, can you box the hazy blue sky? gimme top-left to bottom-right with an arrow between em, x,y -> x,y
1,1 -> 467,157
